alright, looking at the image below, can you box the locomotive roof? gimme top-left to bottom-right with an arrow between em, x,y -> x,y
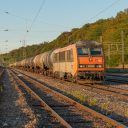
76,41 -> 102,48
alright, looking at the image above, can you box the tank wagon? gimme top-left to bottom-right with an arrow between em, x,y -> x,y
11,41 -> 105,81
33,51 -> 53,74
24,57 -> 35,71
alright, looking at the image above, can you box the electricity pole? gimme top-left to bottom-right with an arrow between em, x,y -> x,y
22,40 -> 26,59
121,30 -> 124,70
100,36 -> 103,43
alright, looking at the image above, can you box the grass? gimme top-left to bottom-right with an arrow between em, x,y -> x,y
106,123 -> 113,128
89,98 -> 97,106
0,85 -> 3,92
124,109 -> 128,118
68,91 -> 99,107
69,91 -> 89,103
101,102 -> 110,115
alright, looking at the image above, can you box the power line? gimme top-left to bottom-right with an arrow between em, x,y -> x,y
0,7 -> 71,29
21,0 -> 46,42
27,0 -> 46,33
0,9 -> 28,21
0,28 -> 61,32
85,0 -> 121,22
20,0 -> 46,59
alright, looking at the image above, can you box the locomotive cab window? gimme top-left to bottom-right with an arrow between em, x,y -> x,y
59,51 -> 65,62
67,49 -> 73,62
53,53 -> 59,63
90,48 -> 102,56
77,48 -> 89,56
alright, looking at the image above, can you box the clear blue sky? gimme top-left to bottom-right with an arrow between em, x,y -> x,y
0,0 -> 127,53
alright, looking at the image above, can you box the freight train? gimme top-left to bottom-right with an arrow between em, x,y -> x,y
10,41 -> 105,82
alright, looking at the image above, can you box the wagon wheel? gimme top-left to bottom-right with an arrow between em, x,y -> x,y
101,74 -> 106,85
49,71 -> 53,77
67,73 -> 73,82
53,72 -> 59,79
91,74 -> 95,85
72,77 -> 77,83
72,76 -> 79,83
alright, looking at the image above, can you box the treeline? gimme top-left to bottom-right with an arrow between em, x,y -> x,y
1,9 -> 128,66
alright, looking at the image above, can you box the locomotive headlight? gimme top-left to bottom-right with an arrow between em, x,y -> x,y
87,65 -> 95,68
79,64 -> 86,68
95,64 -> 102,68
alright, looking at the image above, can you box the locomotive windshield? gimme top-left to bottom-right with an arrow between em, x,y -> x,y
90,48 -> 102,56
77,47 -> 102,56
77,48 -> 89,55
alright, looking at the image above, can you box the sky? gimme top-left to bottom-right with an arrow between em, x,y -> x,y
0,0 -> 128,53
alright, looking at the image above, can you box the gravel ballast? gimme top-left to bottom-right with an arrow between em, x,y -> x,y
0,70 -> 37,128
15,69 -> 128,126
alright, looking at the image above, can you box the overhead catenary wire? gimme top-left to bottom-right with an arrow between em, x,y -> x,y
0,8 -> 28,21
83,0 -> 121,24
20,0 -> 46,59
26,0 -> 46,34
0,8 -> 70,29
0,0 -> 122,35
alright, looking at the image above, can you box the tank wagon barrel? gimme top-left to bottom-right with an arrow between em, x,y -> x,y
24,57 -> 35,71
42,51 -> 53,69
33,51 -> 53,71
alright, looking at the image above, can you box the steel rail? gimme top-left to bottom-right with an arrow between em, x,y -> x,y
16,68 -> 128,102
0,69 -> 4,77
90,84 -> 128,95
11,69 -> 127,128
81,83 -> 128,102
14,68 -> 128,96
9,70 -> 72,128
106,73 -> 128,78
105,78 -> 128,84
105,75 -> 128,84
79,79 -> 128,95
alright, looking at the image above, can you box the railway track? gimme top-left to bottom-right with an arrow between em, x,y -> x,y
78,75 -> 128,102
0,68 -> 4,92
15,68 -> 128,103
81,82 -> 128,101
105,74 -> 128,84
0,68 -> 4,77
9,69 -> 127,128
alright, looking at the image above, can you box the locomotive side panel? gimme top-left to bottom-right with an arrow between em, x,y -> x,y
52,44 -> 76,78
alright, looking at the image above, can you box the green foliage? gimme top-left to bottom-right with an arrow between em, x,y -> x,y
106,55 -> 120,67
0,85 -> 3,92
101,102 -> 109,111
0,9 -> 128,67
70,91 -> 88,103
125,109 -> 128,117
89,98 -> 97,106
101,102 -> 110,115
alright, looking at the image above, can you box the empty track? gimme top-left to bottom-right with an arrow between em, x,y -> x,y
105,73 -> 128,84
